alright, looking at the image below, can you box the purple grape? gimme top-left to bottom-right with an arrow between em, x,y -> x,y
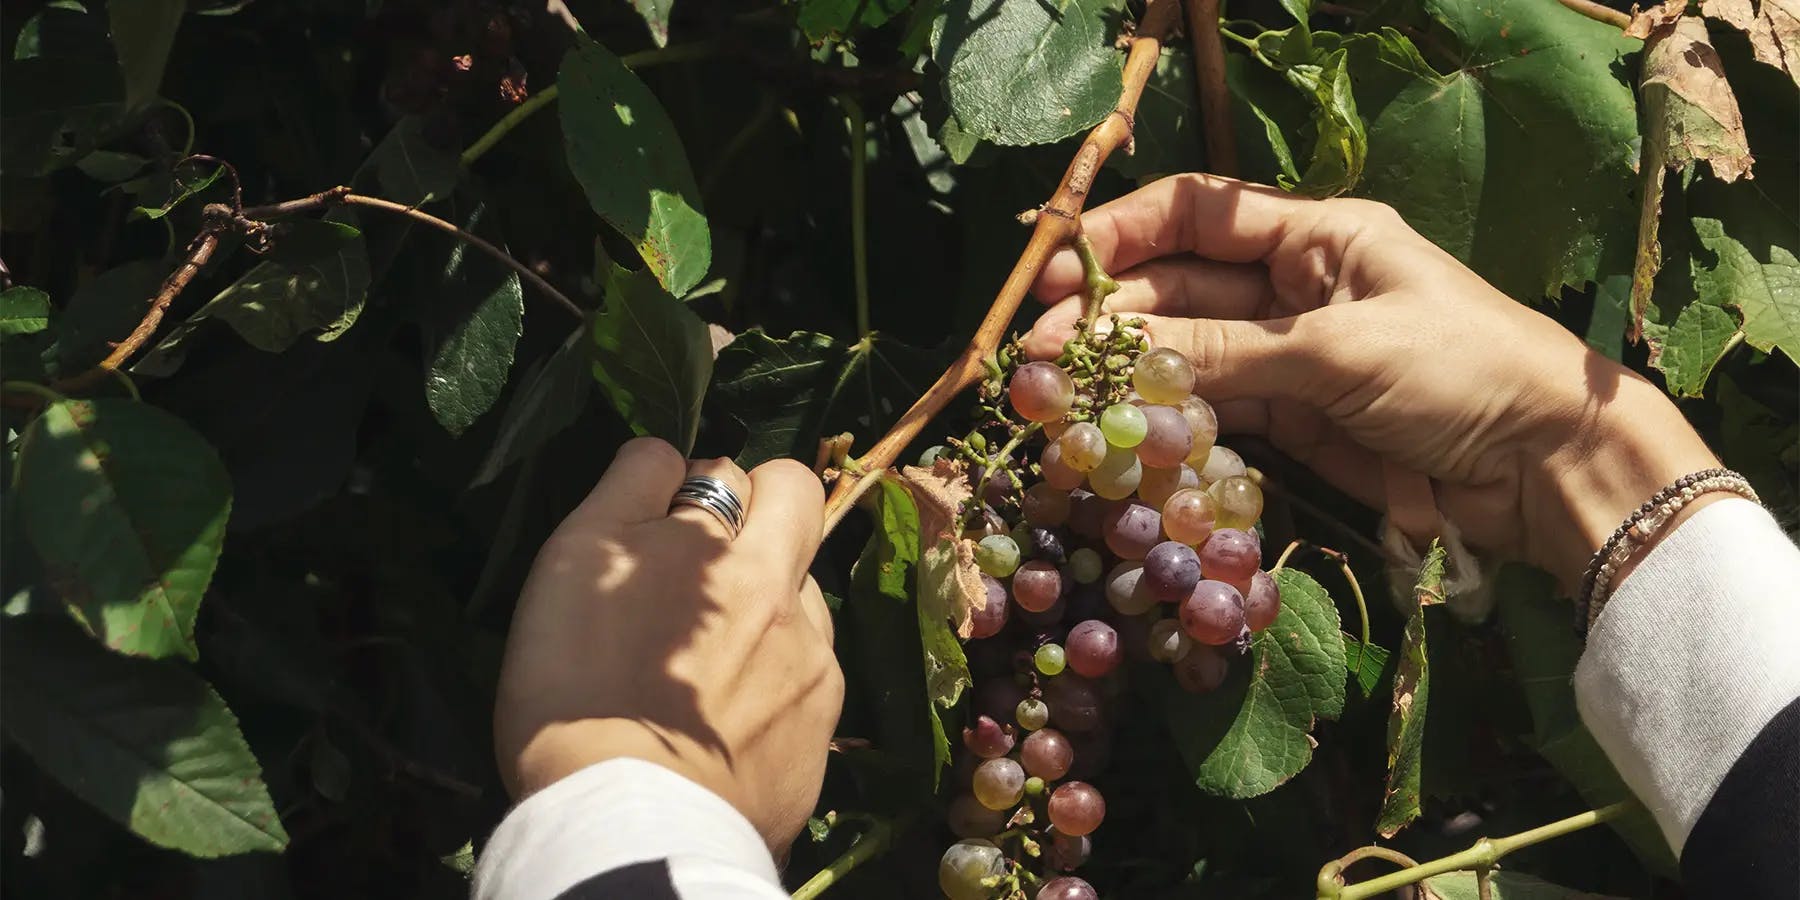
975,678 -> 1027,726
1023,525 -> 1069,563
1102,500 -> 1162,560
1065,581 -> 1108,622
1065,619 -> 1121,678
962,714 -> 1015,758
1065,728 -> 1112,781
970,574 -> 1009,639
1039,876 -> 1099,900
947,794 -> 1008,838
1141,540 -> 1202,603
1244,569 -> 1280,632
1067,489 -> 1109,539
1175,644 -> 1230,693
1199,527 -> 1262,584
1179,579 -> 1246,645
1045,830 -> 1092,871
1017,591 -> 1067,628
1044,674 -> 1104,733
1022,483 -> 1072,526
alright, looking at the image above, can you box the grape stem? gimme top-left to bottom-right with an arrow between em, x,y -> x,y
789,816 -> 894,900
1074,232 -> 1120,329
1316,546 -> 1372,648
819,0 -> 1182,536
968,421 -> 1044,527
1315,801 -> 1636,900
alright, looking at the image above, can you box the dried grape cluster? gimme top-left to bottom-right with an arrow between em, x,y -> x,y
931,320 -> 1282,900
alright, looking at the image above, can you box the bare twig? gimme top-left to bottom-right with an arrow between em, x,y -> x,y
1557,0 -> 1632,29
1186,0 -> 1239,176
50,230 -> 222,394
819,0 -> 1182,535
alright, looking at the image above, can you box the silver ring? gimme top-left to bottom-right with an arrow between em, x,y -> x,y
669,475 -> 746,538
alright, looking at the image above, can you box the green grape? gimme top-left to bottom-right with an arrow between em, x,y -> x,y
939,839 -> 1007,900
1087,444 -> 1142,500
1067,548 -> 1104,584
1209,475 -> 1264,530
1099,403 -> 1148,448
1199,445 -> 1246,484
1016,697 -> 1051,731
1035,643 -> 1068,676
975,534 -> 1021,577
1131,347 -> 1196,403
1058,422 -> 1108,472
1025,776 -> 1047,797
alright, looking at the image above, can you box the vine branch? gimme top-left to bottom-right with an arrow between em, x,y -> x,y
1556,0 -> 1632,29
1186,0 -> 1239,176
49,230 -> 221,394
790,817 -> 894,900
819,0 -> 1182,535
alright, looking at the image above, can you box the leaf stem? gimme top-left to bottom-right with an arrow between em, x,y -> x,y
790,817 -> 893,900
1318,546 -> 1372,647
845,95 -> 871,338
1319,802 -> 1636,900
459,40 -> 725,168
819,0 -> 1182,536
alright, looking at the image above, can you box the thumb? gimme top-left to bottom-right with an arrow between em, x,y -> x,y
1136,310 -> 1346,404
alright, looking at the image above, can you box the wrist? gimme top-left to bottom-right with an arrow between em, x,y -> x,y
1527,378 -> 1718,591
508,719 -> 735,809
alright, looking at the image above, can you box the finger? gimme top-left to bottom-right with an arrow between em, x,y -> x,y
1024,258 -> 1276,359
797,575 -> 834,646
1132,306 -> 1359,405
1034,174 -> 1327,301
568,437 -> 688,526
740,459 -> 826,584
669,457 -> 755,538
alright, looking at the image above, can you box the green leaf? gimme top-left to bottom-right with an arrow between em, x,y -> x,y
1340,2 -> 1642,301
1650,301 -> 1740,397
798,0 -> 911,39
559,37 -> 711,296
1164,568 -> 1346,797
1376,541 -> 1443,838
1342,634 -> 1390,699
108,0 -> 186,111
369,116 -> 460,207
14,399 -> 230,661
916,538 -> 974,712
1422,870 -> 1626,900
1279,47 -> 1366,198
0,286 -> 51,335
931,0 -> 1126,146
1110,45 -> 1204,180
0,617 -> 286,856
589,266 -> 712,454
145,218 -> 371,360
1693,216 -> 1799,363
1,3 -> 125,175
131,162 -> 221,220
630,0 -> 675,47
422,201 -> 524,436
470,325 -> 594,487
77,148 -> 149,183
1495,565 -> 1678,874
46,259 -> 165,376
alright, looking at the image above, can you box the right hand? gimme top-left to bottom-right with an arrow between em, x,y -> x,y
1025,174 -> 1718,588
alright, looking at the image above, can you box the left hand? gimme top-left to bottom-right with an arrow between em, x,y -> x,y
491,438 -> 843,853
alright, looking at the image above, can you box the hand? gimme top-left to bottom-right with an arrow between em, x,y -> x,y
492,438 -> 843,853
1026,174 -> 1719,588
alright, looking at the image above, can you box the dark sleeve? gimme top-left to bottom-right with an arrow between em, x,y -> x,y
550,860 -> 682,900
1680,694 -> 1800,898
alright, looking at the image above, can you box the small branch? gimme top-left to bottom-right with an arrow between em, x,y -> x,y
819,0 -> 1182,536
1185,0 -> 1239,176
845,95 -> 871,338
1556,0 -> 1632,29
1318,546 -> 1372,647
790,817 -> 894,900
49,231 -> 221,394
1337,845 -> 1424,871
1319,802 -> 1636,900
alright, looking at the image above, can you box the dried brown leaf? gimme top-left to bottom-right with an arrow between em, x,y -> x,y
1703,0 -> 1800,87
903,461 -> 986,638
1626,0 -> 1688,37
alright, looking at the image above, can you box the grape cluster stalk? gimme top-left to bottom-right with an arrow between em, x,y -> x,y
929,320 -> 1283,900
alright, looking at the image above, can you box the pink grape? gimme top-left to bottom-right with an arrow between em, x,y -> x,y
972,757 -> 1027,810
1141,540 -> 1202,603
1020,727 -> 1074,780
1138,463 -> 1199,509
1174,644 -> 1231,693
1047,781 -> 1106,836
1135,404 -> 1193,468
963,714 -> 1015,758
1039,440 -> 1086,490
1179,396 -> 1220,465
1162,487 -> 1217,545
1009,361 -> 1076,423
1180,579 -> 1246,645
1044,674 -> 1104,733
1199,528 -> 1262,584
947,794 -> 1008,838
1102,500 -> 1162,560
1065,619 -> 1121,678
1012,560 -> 1064,612
1131,346 -> 1196,403
1039,876 -> 1099,900
1022,482 -> 1072,526
1244,569 -> 1280,631
1058,422 -> 1108,472
1017,591 -> 1067,628
970,574 -> 1009,639
1104,561 -> 1157,615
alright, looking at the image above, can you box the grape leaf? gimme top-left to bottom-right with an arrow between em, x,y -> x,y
589,265 -> 712,455
1702,0 -> 1800,88
560,37 -> 710,296
1694,216 -> 1800,363
1164,568 -> 1346,798
0,285 -> 51,335
1649,301 -> 1740,397
798,0 -> 911,39
0,617 -> 287,856
1495,565 -> 1678,874
1423,870 -> 1626,900
629,0 -> 675,48
1375,540 -> 1444,837
14,399 -> 230,661
107,0 -> 186,112
1342,634 -> 1390,699
369,115 -> 460,207
421,200 -> 524,436
1110,44 -> 1203,180
931,0 -> 1127,147
45,259 -> 164,376
470,325 -> 593,487
1,3 -> 125,175
1339,0 -> 1641,302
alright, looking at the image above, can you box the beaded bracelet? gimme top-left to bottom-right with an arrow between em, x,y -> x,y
1576,467 -> 1760,636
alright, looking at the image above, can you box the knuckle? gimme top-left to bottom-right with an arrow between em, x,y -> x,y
756,458 -> 825,501
616,436 -> 685,475
1182,320 -> 1230,375
1328,197 -> 1406,231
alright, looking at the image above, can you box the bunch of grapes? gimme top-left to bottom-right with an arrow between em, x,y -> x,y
930,319 -> 1281,900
